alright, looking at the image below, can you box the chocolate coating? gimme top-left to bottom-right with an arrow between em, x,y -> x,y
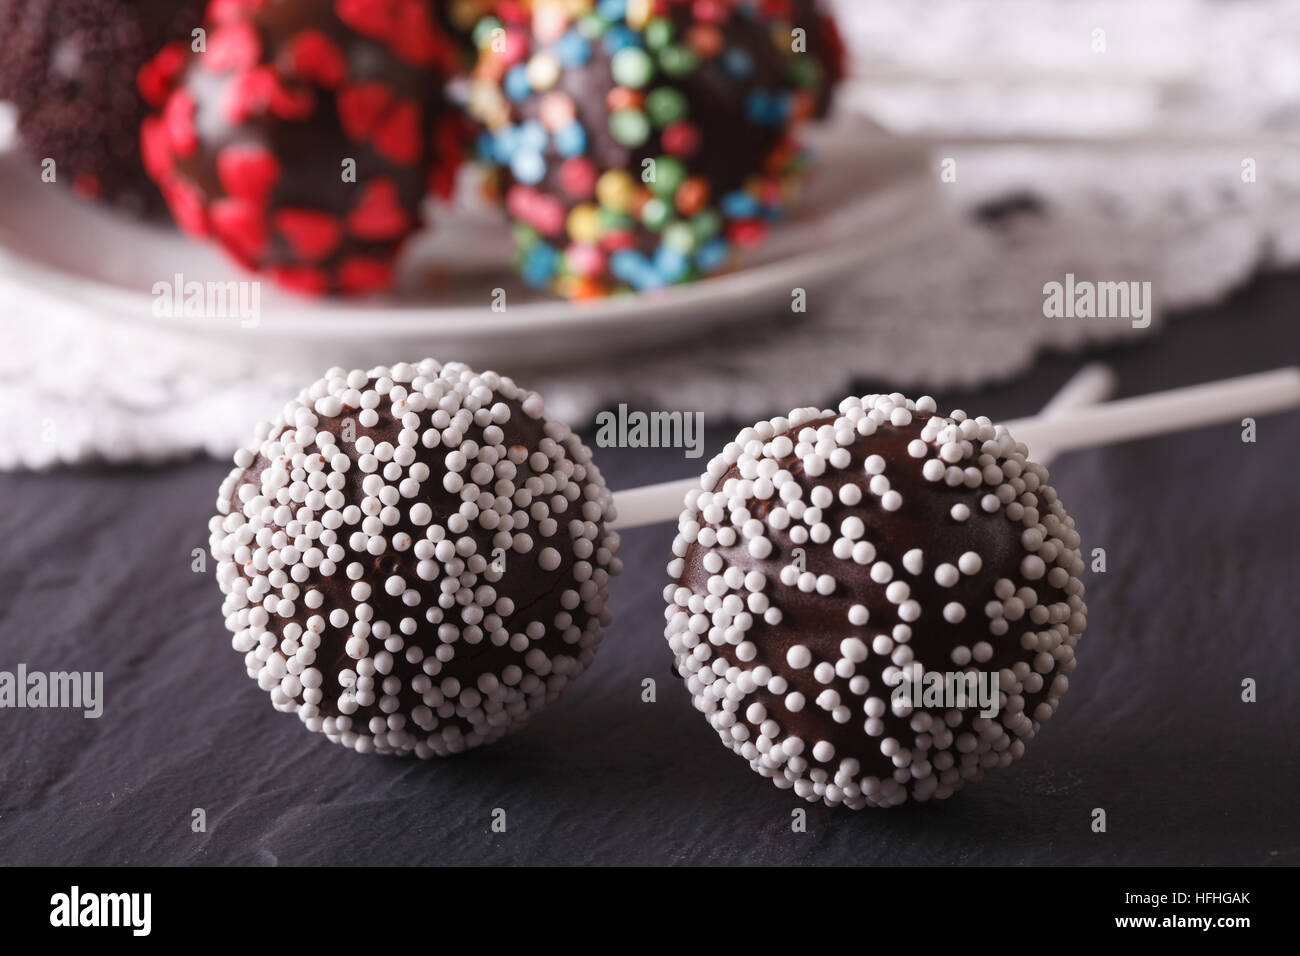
664,395 -> 1087,808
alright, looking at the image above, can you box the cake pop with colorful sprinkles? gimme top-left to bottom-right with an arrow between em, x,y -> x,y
663,393 -> 1087,808
211,360 -> 622,756
141,0 -> 468,295
468,0 -> 825,299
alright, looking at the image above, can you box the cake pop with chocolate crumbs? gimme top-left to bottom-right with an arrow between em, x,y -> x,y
663,393 -> 1087,808
210,360 -> 622,756
142,0 -> 468,296
0,0 -> 207,217
467,0 -> 823,299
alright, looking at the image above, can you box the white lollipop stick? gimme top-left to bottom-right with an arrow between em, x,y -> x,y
613,363 -> 1111,529
886,129 -> 1300,152
610,480 -> 709,532
1033,362 -> 1116,465
999,367 -> 1300,455
1038,363 -> 1117,418
611,363 -> 1109,530
609,367 -> 1300,531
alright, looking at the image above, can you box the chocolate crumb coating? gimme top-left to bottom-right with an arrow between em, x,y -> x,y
664,394 -> 1087,808
211,360 -> 621,756
143,0 -> 467,295
0,0 -> 206,217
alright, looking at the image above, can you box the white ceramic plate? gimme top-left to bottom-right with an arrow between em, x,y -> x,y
0,113 -> 938,368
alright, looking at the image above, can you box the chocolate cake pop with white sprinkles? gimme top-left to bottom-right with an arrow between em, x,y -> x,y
663,394 -> 1087,808
211,360 -> 622,756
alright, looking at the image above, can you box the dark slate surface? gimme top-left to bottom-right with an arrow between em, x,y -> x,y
1,272 -> 1297,867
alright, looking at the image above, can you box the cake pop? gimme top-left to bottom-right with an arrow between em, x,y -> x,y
467,0 -> 824,298
210,359 -> 621,756
663,393 -> 1087,808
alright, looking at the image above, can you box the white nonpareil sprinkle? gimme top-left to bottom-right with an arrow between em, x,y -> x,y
211,360 -> 621,758
663,393 -> 1087,810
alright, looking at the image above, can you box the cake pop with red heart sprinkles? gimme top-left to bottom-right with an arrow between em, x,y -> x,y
142,0 -> 468,295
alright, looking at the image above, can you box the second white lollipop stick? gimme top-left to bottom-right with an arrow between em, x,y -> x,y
610,367 -> 1300,531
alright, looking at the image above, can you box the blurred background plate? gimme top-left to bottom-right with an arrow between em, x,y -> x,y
0,113 -> 937,369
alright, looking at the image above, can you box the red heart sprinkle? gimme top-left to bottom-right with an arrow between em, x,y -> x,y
216,145 -> 281,205
335,0 -> 398,41
163,90 -> 198,157
371,99 -> 423,165
337,81 -> 394,141
286,29 -> 349,88
223,66 -> 277,124
270,265 -> 331,296
211,197 -> 270,264
165,179 -> 210,237
138,43 -> 187,108
206,21 -> 262,73
388,0 -> 453,68
208,0 -> 267,26
269,81 -> 317,120
274,208 -> 344,261
338,257 -> 395,295
140,117 -> 174,182
347,178 -> 412,240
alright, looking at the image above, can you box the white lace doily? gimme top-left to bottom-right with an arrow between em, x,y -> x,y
2,0 -> 1299,469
